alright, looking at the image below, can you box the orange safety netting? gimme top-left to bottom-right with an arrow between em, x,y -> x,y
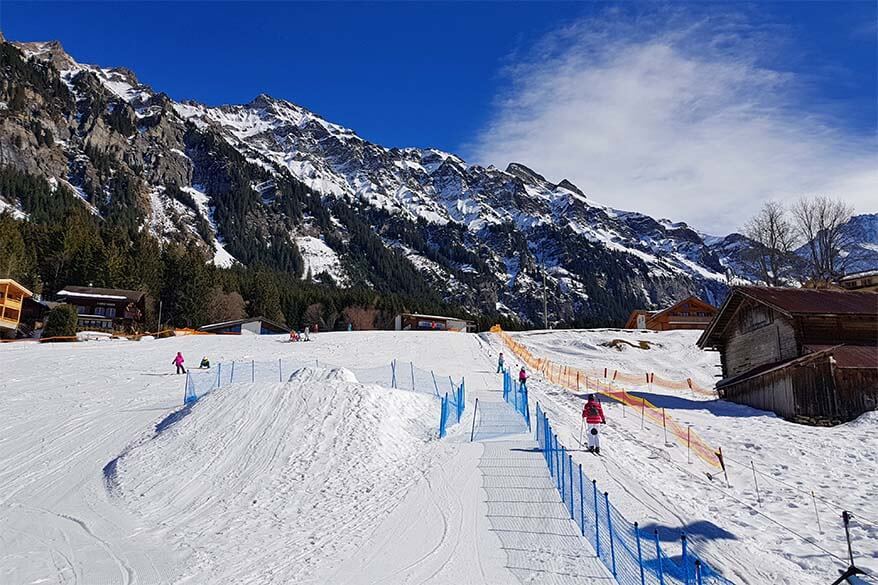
491,325 -> 722,469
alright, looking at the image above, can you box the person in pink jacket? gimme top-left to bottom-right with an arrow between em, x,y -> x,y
518,366 -> 528,391
172,352 -> 186,375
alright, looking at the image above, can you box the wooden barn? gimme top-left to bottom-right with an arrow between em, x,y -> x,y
624,296 -> 717,331
697,286 -> 878,424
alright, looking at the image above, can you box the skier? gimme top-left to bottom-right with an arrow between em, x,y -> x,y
172,352 -> 186,375
199,356 -> 210,369
497,352 -> 505,373
582,394 -> 606,454
303,326 -> 310,342
518,366 -> 528,392
289,330 -> 299,342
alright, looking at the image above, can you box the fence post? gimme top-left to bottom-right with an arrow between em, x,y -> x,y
681,533 -> 689,584
561,445 -> 566,503
439,393 -> 448,438
579,464 -> 585,535
470,397 -> 480,441
251,359 -> 255,383
604,492 -> 617,576
230,361 -> 235,384
555,435 -> 561,491
410,361 -> 415,391
216,362 -> 222,388
593,479 -> 600,556
316,358 -> 319,368
432,371 -> 440,397
641,396 -> 646,430
687,425 -> 691,464
662,408 -> 667,444
695,560 -> 703,585
654,530 -> 664,585
635,522 -> 646,585
568,454 -> 574,520
751,460 -> 762,507
391,360 -> 397,388
278,358 -> 282,383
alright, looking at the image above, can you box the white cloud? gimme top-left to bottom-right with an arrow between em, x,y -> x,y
467,10 -> 877,234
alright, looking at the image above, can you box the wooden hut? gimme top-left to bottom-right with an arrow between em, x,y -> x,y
697,286 -> 878,424
0,278 -> 33,337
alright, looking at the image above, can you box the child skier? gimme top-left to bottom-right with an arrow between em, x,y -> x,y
172,352 -> 186,375
582,394 -> 606,454
497,352 -> 505,373
199,356 -> 210,369
518,366 -> 528,391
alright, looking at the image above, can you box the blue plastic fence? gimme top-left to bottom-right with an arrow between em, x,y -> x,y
184,358 -> 452,405
438,379 -> 466,438
535,403 -> 735,585
502,370 -> 531,431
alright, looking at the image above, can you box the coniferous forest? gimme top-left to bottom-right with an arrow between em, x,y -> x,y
0,167 -> 511,332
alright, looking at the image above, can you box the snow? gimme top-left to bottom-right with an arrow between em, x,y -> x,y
295,235 -> 348,285
494,328 -> 878,585
2,327 -> 874,584
0,196 -> 27,220
1,331 -> 617,584
58,290 -> 128,300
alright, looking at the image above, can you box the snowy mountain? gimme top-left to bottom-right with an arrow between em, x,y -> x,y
5,37 -> 866,325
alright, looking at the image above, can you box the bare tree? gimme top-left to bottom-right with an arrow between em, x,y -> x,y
742,201 -> 799,286
791,196 -> 856,281
206,287 -> 246,324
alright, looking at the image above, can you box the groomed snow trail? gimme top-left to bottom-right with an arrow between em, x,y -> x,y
328,366 -> 612,584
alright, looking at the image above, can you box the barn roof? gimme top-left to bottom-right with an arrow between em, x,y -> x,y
698,286 -> 878,348
804,345 -> 878,369
735,286 -> 877,316
198,316 -> 290,333
57,286 -> 146,303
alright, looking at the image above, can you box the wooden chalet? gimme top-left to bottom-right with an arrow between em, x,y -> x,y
56,286 -> 147,333
0,278 -> 33,337
697,286 -> 878,424
624,296 -> 717,331
838,269 -> 878,292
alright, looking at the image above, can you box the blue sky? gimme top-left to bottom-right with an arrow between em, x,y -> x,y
2,1 -> 875,231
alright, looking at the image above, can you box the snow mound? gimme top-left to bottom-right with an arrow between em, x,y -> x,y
287,365 -> 359,384
113,370 -> 441,583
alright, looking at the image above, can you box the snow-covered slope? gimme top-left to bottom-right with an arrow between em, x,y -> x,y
114,367 -> 440,583
495,329 -> 877,585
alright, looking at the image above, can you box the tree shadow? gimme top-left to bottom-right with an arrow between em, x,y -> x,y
638,520 -> 738,543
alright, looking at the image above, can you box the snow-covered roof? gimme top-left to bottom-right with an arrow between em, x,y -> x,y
840,269 -> 878,281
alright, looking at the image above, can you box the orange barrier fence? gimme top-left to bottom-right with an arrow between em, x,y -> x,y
491,325 -> 722,469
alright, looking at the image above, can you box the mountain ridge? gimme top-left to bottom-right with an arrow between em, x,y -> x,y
1,38 -> 873,326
